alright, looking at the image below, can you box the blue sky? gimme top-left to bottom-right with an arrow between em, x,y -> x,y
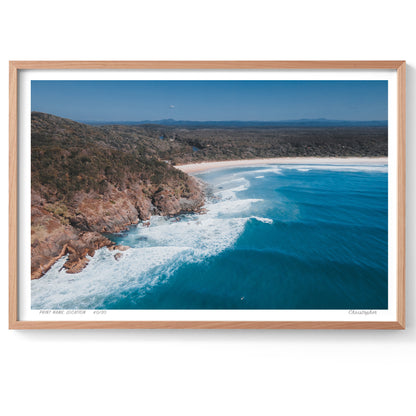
31,80 -> 388,122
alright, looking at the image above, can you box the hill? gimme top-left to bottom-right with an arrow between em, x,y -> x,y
82,122 -> 387,165
31,112 -> 204,279
146,125 -> 387,164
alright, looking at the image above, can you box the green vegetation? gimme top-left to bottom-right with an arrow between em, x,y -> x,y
31,112 -> 191,204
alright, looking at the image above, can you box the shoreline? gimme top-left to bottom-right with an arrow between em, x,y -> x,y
31,178 -> 206,280
176,157 -> 388,173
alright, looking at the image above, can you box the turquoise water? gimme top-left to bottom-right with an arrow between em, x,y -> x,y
31,163 -> 388,310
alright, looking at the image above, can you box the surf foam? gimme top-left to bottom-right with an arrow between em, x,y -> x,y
31,170 -> 259,309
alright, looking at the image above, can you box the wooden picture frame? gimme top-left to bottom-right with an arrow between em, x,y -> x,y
9,61 -> 406,329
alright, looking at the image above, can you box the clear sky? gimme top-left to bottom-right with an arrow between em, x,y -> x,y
31,80 -> 388,122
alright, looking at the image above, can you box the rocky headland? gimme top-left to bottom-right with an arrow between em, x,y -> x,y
31,112 -> 205,279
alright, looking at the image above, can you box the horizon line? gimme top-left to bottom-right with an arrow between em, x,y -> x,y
77,118 -> 388,123
31,112 -> 388,124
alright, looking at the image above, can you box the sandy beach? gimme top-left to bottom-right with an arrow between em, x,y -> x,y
176,157 -> 388,173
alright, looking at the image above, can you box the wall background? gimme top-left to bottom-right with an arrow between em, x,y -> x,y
1,1 -> 414,415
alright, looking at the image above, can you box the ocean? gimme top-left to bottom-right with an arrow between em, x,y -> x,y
31,162 -> 388,310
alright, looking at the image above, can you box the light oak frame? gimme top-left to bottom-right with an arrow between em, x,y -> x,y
9,61 -> 406,329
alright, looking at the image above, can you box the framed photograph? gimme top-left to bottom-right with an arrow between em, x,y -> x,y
9,61 -> 405,329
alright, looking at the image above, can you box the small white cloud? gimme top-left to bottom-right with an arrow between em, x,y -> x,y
169,105 -> 175,109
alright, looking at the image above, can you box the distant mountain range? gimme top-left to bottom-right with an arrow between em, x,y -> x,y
81,118 -> 388,128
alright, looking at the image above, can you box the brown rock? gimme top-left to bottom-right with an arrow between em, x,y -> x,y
109,245 -> 130,252
31,207 -> 79,279
61,232 -> 113,273
114,253 -> 123,261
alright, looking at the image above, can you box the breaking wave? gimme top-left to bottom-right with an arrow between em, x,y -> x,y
278,164 -> 388,173
31,172 -> 264,309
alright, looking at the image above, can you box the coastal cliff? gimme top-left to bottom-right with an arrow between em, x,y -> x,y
31,112 -> 205,279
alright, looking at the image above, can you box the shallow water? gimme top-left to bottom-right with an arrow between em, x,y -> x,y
32,163 -> 388,310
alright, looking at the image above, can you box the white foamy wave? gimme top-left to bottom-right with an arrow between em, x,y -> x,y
207,198 -> 263,216
31,245 -> 192,309
220,177 -> 250,187
31,215 -> 248,310
280,164 -> 388,173
32,173 -> 261,309
215,188 -> 238,201
231,184 -> 249,192
136,215 -> 247,254
255,175 -> 264,179
250,216 -> 273,224
215,179 -> 250,200
251,166 -> 283,175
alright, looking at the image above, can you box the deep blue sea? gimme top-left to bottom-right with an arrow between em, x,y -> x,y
32,163 -> 388,310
